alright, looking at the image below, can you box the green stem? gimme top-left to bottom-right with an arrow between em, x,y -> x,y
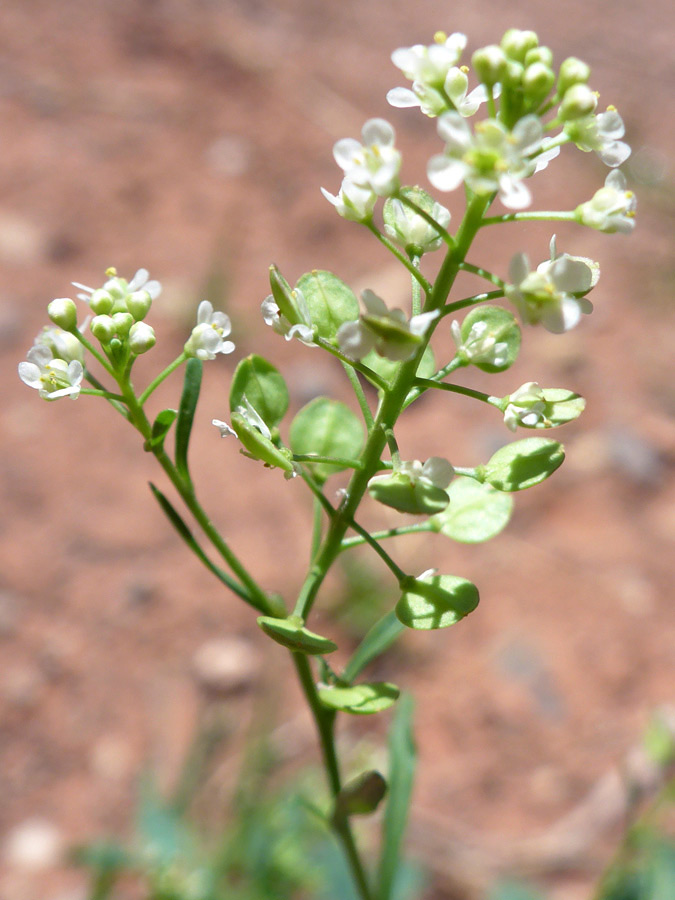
481,210 -> 577,226
139,352 -> 187,405
80,389 -> 126,401
74,331 -> 117,377
459,261 -> 507,289
410,256 -> 422,317
340,522 -> 434,552
439,289 -> 505,317
365,223 -> 432,294
314,336 -> 388,391
341,361 -> 374,429
310,497 -> 324,563
414,378 -> 497,406
293,454 -> 364,470
292,654 -> 374,900
348,519 -> 407,583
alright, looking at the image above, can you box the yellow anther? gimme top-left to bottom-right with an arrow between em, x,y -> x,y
434,31 -> 447,44
105,266 -> 118,277
460,65 -> 469,74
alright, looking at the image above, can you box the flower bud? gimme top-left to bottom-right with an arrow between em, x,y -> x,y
523,62 -> 555,104
91,314 -> 116,343
269,264 -> 301,325
128,321 -> 156,354
126,290 -> 152,321
383,186 -> 451,255
525,46 -> 553,68
559,83 -> 598,121
471,44 -> 507,86
557,57 -> 591,95
501,29 -> 538,63
89,289 -> 114,315
47,297 -> 78,332
503,59 -> 524,88
111,312 -> 133,337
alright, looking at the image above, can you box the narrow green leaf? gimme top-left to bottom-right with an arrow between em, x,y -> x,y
377,694 -> 416,900
229,354 -> 289,428
343,611 -> 405,683
149,483 -> 252,605
431,476 -> 513,543
145,408 -> 178,451
319,682 -> 400,715
175,358 -> 202,481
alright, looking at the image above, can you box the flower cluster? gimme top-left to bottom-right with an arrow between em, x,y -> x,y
337,290 -> 438,362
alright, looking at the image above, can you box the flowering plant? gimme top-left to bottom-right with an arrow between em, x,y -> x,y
20,26 -> 635,900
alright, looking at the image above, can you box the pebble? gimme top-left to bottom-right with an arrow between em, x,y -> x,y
2,819 -> 63,870
192,636 -> 259,695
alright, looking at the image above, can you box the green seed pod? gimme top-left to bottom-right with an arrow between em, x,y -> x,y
368,471 -> 450,515
230,411 -> 296,474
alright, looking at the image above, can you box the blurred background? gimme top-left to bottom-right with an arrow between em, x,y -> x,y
1,1 -> 674,898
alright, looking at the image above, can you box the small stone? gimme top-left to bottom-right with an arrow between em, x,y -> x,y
3,819 -> 63,870
192,636 -> 259,695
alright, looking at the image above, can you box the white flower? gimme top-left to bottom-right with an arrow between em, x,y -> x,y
320,178 -> 377,222
261,288 -> 315,345
506,237 -> 597,333
391,32 -> 467,83
34,325 -> 85,365
18,344 -> 83,400
427,113 -> 547,209
450,319 -> 508,367
184,300 -> 235,360
337,289 -> 438,362
564,107 -> 631,167
503,382 -> 547,431
384,193 -> 451,254
576,169 -> 636,234
398,457 -> 454,489
212,418 -> 236,438
332,119 -> 401,197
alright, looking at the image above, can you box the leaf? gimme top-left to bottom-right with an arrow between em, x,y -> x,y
149,484 -> 257,606
334,771 -> 387,819
145,408 -> 177,451
431,476 -> 513,543
343,611 -> 406,683
396,574 -> 479,630
295,270 -> 359,341
229,354 -> 289,428
175,358 -> 202,481
459,305 -> 521,373
257,616 -> 338,655
377,694 -> 416,900
319,682 -> 400,715
483,437 -> 565,491
289,397 -> 364,480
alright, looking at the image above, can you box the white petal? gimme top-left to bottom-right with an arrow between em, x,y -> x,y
361,289 -> 388,317
386,87 -> 421,108
212,418 -> 236,437
549,256 -> 593,293
541,297 -> 581,333
509,252 -> 530,285
427,155 -> 467,192
337,321 -> 374,360
436,111 -> 472,147
499,175 -> 532,210
362,118 -> 395,147
534,144 -> 560,172
333,138 -> 362,170
598,141 -> 631,168
422,456 -> 454,488
409,310 -> 439,336
128,269 -> 149,291
18,361 -> 42,388
197,300 -> 214,324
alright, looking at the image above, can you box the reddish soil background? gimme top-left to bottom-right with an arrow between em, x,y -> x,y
1,1 -> 674,899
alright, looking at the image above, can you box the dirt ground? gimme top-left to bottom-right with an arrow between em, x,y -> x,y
1,1 -> 674,899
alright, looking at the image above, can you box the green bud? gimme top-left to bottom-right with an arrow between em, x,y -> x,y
126,290 -> 152,321
269,264 -> 301,325
47,297 -> 78,332
90,314 -> 116,344
559,83 -> 598,121
557,56 -> 591,95
89,289 -> 114,315
111,312 -> 133,337
525,46 -> 553,68
334,771 -> 387,818
128,321 -> 156,354
471,44 -> 507,86
523,62 -> 555,104
503,59 -> 524,88
230,411 -> 296,474
501,28 -> 539,63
